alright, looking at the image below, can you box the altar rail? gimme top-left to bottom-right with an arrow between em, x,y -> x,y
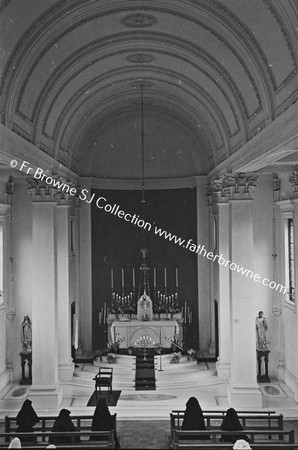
0,431 -> 115,448
171,430 -> 296,449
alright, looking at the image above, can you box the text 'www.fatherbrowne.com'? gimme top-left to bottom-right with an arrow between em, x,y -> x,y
154,226 -> 287,294
12,158 -> 287,294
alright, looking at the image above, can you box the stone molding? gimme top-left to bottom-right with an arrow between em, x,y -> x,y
206,172 -> 258,204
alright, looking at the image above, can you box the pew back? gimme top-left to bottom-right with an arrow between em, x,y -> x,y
0,430 -> 115,448
172,429 -> 296,449
170,411 -> 283,431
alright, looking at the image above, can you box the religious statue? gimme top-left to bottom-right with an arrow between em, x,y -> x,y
255,311 -> 268,350
21,315 -> 32,351
137,293 -> 153,321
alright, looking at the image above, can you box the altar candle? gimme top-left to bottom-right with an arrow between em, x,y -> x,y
176,268 -> 178,287
164,268 -> 167,287
122,268 -> 124,288
184,301 -> 187,320
153,268 -> 156,287
132,268 -> 135,288
111,269 -> 114,289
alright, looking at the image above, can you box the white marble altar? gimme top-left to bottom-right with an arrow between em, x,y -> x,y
110,320 -> 180,348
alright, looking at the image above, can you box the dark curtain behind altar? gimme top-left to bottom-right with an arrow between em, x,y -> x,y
91,188 -> 198,349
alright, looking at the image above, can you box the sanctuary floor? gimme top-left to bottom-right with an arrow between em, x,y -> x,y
0,354 -> 298,448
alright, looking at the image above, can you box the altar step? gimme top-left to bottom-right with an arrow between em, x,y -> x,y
135,354 -> 156,391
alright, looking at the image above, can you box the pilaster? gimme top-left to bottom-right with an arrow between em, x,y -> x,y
26,179 -> 61,408
56,201 -> 74,381
78,181 -> 92,352
195,176 -> 211,351
208,173 -> 262,406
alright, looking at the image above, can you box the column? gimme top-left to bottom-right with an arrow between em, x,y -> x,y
56,202 -> 73,381
78,182 -> 92,352
289,172 -> 298,401
27,180 -> 61,408
0,193 -> 11,392
215,200 -> 231,380
195,176 -> 211,351
208,196 -> 216,355
226,173 -> 262,407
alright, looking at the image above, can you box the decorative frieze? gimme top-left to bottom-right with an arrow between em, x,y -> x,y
289,171 -> 298,198
206,173 -> 258,204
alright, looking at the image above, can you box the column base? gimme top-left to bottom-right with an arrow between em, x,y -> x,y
0,368 -> 12,392
29,383 -> 62,409
227,383 -> 262,408
58,361 -> 74,382
216,360 -> 231,380
277,363 -> 298,402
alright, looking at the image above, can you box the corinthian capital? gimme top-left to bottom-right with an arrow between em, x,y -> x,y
26,178 -> 57,202
224,173 -> 258,200
206,172 -> 258,203
289,171 -> 298,198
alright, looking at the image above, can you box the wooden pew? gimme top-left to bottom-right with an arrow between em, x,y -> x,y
170,411 -> 284,446
172,430 -> 297,449
0,430 -> 115,448
5,413 -> 117,442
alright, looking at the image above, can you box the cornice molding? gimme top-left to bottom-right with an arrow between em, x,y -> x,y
208,102 -> 298,178
84,175 -> 202,190
0,123 -> 79,183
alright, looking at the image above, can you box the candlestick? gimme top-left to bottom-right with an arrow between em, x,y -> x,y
164,268 -> 167,287
176,268 -> 178,287
153,268 -> 156,288
132,268 -> 135,288
122,268 -> 124,288
111,269 -> 114,289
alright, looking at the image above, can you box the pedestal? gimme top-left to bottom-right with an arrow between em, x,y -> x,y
257,349 -> 270,383
19,351 -> 32,385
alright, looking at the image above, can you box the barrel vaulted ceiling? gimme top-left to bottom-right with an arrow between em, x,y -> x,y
0,0 -> 297,180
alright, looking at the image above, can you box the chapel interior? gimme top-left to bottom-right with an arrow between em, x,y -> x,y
0,0 -> 298,448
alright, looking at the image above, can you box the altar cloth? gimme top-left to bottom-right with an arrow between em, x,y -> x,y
110,320 -> 180,348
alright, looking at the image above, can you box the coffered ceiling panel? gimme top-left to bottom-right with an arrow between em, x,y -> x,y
0,0 -> 297,179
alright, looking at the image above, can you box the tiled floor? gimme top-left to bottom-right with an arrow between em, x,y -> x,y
1,353 -> 298,448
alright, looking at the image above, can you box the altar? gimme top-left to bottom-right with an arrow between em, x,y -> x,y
110,319 -> 180,348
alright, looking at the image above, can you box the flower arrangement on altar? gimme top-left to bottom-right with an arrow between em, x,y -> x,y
170,351 -> 182,363
187,348 -> 196,361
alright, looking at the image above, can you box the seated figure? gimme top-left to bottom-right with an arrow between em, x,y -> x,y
90,398 -> 120,448
181,397 -> 209,440
49,409 -> 79,445
220,408 -> 249,443
16,399 -> 39,442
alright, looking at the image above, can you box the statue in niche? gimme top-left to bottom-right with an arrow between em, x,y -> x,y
137,293 -> 153,321
21,315 -> 32,351
255,311 -> 268,351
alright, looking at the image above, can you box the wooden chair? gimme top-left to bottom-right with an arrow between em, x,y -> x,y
93,367 -> 113,399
